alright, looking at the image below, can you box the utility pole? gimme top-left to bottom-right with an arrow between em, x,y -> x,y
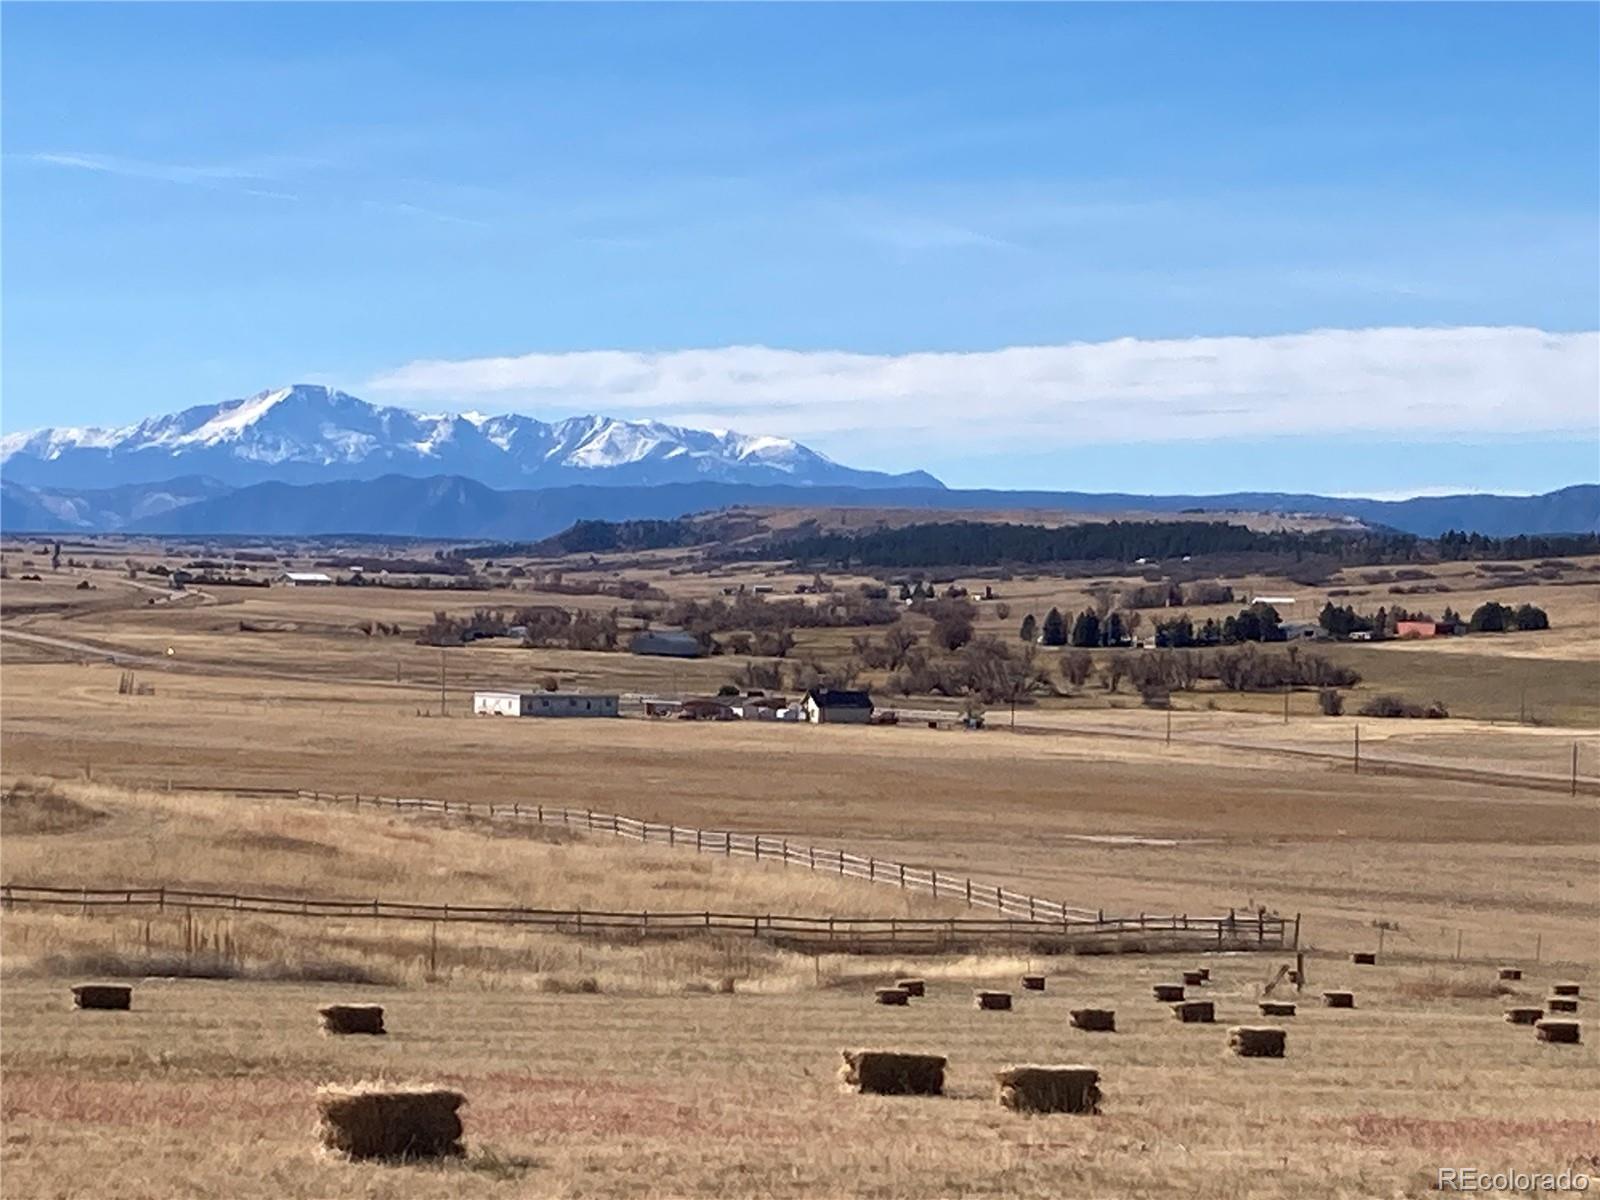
1165,704 -> 1172,746
1354,724 -> 1360,774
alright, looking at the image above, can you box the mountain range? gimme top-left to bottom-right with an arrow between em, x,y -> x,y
0,384 -> 940,491
1,385 -> 1595,540
3,474 -> 1594,541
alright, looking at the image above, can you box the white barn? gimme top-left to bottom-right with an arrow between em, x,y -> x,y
277,571 -> 334,587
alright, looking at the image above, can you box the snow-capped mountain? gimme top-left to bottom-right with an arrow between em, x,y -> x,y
0,385 -> 943,491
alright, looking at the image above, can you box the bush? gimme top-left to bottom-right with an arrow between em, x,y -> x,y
1317,689 -> 1344,717
1358,694 -> 1448,719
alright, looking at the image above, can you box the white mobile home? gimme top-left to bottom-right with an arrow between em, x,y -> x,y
473,691 -> 620,718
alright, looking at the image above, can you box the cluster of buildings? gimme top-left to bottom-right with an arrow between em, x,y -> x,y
472,686 -> 874,725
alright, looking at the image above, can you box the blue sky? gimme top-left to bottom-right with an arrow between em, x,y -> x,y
3,3 -> 1597,494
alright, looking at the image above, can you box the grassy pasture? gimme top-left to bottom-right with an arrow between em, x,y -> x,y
2,958 -> 1595,1199
3,534 -> 1599,1198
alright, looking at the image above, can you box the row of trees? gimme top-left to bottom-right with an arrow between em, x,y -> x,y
1149,604 -> 1285,647
771,519 -> 1430,569
415,606 -> 622,651
1317,600 -> 1550,637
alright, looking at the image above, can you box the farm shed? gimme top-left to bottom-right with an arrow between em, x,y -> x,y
802,688 -> 874,725
630,630 -> 704,658
472,691 -> 619,718
1396,620 -> 1439,639
679,698 -> 737,721
276,571 -> 334,587
1279,621 -> 1325,641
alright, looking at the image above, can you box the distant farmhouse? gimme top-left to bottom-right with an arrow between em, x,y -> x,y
630,630 -> 704,658
473,691 -> 620,718
802,687 -> 874,725
277,571 -> 334,587
1396,619 -> 1441,639
1280,620 -> 1325,641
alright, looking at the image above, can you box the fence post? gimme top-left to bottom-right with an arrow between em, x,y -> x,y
1292,912 -> 1301,949
725,833 -> 731,857
809,846 -> 815,870
754,838 -> 761,862
612,813 -> 620,836
1258,911 -> 1265,944
965,878 -> 972,907
1028,896 -> 1035,920
869,858 -> 876,882
931,870 -> 938,899
898,863 -> 905,889
158,886 -> 165,913
696,829 -> 703,853
668,824 -> 675,847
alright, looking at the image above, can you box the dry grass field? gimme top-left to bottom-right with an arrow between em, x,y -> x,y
3,532 -> 1598,1197
3,961 -> 1596,1200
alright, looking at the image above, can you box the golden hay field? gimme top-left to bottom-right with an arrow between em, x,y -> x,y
1,781 -> 1596,1200
2,537 -> 1598,1198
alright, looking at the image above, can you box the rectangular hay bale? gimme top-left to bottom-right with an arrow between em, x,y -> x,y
874,987 -> 911,1007
1351,952 -> 1377,965
839,1049 -> 946,1095
1547,996 -> 1580,1014
1021,975 -> 1046,991
1070,1008 -> 1116,1032
316,1084 -> 465,1161
1504,1007 -> 1544,1025
319,1004 -> 386,1035
1535,1019 -> 1581,1045
1258,1001 -> 1297,1017
1152,983 -> 1186,1002
995,1064 -> 1101,1114
894,978 -> 926,998
1182,970 -> 1205,986
1173,1000 -> 1215,1023
71,984 -> 131,1011
1323,991 -> 1356,1009
975,990 -> 1013,1011
1552,982 -> 1582,997
1498,967 -> 1522,981
1228,1025 -> 1287,1058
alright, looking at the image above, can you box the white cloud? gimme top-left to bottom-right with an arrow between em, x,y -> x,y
365,326 -> 1599,458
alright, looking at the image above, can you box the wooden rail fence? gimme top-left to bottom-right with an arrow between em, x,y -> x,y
290,788 -> 1125,926
0,883 -> 1293,952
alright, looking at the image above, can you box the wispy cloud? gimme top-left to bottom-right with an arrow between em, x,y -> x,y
25,150 -> 305,203
26,149 -> 492,225
365,327 -> 1599,459
359,199 -> 489,229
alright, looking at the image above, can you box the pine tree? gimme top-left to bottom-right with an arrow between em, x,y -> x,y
1041,607 -> 1067,646
1069,608 -> 1101,648
1019,613 -> 1038,643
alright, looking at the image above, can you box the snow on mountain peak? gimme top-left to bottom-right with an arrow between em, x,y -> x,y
0,385 -> 940,491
